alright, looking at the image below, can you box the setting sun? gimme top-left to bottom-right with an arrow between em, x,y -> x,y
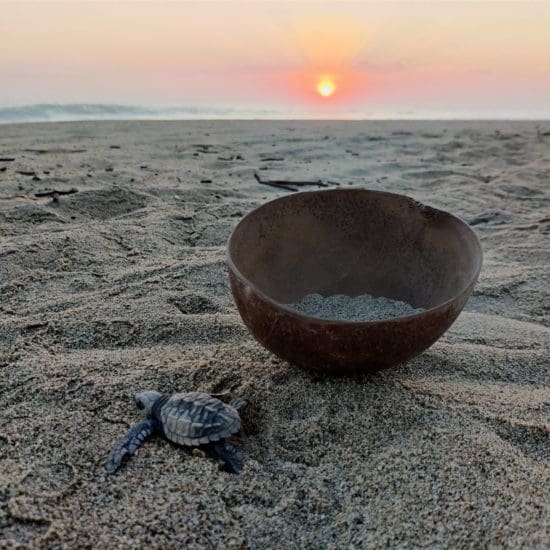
317,78 -> 336,97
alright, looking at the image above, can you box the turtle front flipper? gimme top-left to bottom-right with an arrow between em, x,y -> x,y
213,440 -> 243,474
105,419 -> 157,474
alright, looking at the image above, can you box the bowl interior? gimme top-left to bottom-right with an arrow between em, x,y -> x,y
228,189 -> 482,313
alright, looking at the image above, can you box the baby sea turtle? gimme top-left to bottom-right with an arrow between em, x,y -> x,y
106,391 -> 247,474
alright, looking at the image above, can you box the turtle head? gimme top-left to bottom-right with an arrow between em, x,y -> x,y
133,390 -> 162,416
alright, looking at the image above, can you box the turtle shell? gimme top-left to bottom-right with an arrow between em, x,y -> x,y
156,392 -> 241,446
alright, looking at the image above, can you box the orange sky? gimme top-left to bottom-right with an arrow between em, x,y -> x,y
1,1 -> 549,117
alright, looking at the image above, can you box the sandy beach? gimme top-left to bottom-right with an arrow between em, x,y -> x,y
0,120 -> 548,547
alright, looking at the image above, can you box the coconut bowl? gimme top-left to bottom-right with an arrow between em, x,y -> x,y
227,189 -> 482,374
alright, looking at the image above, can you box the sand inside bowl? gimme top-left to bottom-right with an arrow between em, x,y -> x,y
286,293 -> 425,321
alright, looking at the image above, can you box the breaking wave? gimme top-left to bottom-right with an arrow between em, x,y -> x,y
0,103 -> 294,123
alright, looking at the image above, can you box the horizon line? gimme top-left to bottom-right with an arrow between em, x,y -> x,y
2,118 -> 550,125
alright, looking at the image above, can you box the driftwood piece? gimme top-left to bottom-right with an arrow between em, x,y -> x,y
24,148 -> 87,154
218,155 -> 244,161
34,188 -> 78,199
193,144 -> 218,154
254,172 -> 329,192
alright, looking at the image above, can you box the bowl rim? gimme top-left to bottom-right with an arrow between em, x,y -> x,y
226,188 -> 483,326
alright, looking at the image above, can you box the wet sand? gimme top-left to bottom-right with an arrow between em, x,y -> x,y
0,121 -> 548,547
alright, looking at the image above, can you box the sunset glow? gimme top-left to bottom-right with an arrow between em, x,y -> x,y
317,78 -> 336,98
1,2 -> 549,118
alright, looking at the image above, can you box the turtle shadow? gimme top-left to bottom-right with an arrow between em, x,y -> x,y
161,438 -> 245,473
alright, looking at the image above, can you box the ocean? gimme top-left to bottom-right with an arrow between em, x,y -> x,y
0,104 -> 547,124
0,103 -> 305,124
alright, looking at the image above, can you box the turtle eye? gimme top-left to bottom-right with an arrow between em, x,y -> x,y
135,398 -> 145,410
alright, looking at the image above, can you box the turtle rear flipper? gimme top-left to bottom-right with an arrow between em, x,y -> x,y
209,391 -> 230,399
105,419 -> 156,474
230,398 -> 248,412
214,440 -> 243,474
229,399 -> 248,439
